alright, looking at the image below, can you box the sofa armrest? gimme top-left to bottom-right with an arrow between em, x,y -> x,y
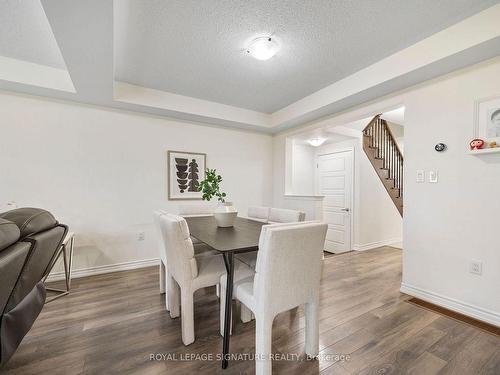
0,219 -> 20,252
0,208 -> 58,240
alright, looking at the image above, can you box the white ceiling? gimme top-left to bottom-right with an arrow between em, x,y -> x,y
292,131 -> 354,146
1,1 -> 500,132
0,0 -> 66,69
291,106 -> 405,144
114,0 -> 498,113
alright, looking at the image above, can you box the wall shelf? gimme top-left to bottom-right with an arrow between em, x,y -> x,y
467,148 -> 500,155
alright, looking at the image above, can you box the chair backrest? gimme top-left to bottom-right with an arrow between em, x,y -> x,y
153,210 -> 168,263
268,208 -> 306,224
254,222 -> 327,315
247,206 -> 270,222
177,204 -> 214,217
158,214 -> 198,283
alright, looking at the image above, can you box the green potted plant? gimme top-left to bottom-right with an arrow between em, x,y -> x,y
198,168 -> 238,227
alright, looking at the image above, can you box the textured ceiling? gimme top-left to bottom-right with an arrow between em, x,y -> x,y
0,0 -> 66,69
114,0 -> 499,113
293,107 -> 404,145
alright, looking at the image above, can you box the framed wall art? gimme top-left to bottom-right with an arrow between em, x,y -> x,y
167,151 -> 206,200
474,95 -> 500,143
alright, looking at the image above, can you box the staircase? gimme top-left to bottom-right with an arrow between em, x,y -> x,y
362,115 -> 403,216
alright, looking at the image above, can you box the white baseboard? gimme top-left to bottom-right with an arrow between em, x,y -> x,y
45,258 -> 160,282
400,282 -> 500,327
352,237 -> 402,251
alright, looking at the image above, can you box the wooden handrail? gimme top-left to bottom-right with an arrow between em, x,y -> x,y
362,115 -> 404,216
382,118 -> 403,157
362,113 -> 382,133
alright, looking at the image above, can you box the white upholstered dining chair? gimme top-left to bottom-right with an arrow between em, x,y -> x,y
222,221 -> 327,375
153,210 -> 169,296
247,206 -> 270,223
178,204 -> 214,244
159,214 -> 225,345
237,207 -> 306,269
159,214 -> 250,345
154,209 -> 219,303
268,207 -> 306,224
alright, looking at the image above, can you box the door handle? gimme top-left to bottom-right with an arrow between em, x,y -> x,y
341,208 -> 350,212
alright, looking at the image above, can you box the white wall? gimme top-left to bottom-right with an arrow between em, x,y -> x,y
0,92 -> 273,274
290,141 -> 316,195
315,138 -> 403,250
387,122 -> 405,154
275,132 -> 403,249
274,136 -> 323,220
273,57 -> 500,326
401,60 -> 500,325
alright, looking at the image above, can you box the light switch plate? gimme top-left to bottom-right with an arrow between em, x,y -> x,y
416,170 -> 425,183
429,170 -> 439,183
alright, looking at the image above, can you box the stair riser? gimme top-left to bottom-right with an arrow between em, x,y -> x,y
363,119 -> 403,216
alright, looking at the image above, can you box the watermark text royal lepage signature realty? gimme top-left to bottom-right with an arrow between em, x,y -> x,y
149,353 -> 350,362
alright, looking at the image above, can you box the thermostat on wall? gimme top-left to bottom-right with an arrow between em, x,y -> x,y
435,143 -> 447,152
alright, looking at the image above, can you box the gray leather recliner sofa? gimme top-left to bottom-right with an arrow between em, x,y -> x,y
0,208 -> 67,367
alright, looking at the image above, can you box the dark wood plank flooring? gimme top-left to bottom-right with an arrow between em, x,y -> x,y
1,246 -> 498,375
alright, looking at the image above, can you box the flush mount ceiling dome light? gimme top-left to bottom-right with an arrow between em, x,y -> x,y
308,137 -> 327,147
246,36 -> 279,60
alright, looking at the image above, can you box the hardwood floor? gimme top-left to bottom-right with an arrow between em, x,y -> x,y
1,246 -> 498,375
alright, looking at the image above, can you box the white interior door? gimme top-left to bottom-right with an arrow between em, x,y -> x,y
318,150 -> 353,253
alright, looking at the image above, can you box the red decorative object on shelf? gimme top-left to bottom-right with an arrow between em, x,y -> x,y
470,139 -> 485,150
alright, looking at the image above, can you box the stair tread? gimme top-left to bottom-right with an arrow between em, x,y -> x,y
362,127 -> 403,216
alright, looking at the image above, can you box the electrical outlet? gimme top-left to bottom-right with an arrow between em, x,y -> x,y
137,232 -> 145,241
469,260 -> 482,275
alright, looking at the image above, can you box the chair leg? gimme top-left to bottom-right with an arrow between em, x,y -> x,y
255,315 -> 274,375
168,273 -> 180,317
159,261 -> 166,294
180,287 -> 195,345
240,303 -> 253,323
304,298 -> 320,358
219,281 -> 233,336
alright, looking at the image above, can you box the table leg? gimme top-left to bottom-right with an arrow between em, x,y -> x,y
222,252 -> 234,369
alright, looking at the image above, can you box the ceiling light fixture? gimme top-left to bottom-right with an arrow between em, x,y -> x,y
246,36 -> 279,60
308,137 -> 327,147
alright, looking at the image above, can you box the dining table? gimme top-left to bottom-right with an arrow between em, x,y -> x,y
184,215 -> 264,369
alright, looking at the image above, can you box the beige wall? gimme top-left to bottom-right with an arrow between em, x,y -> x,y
273,57 -> 500,325
0,92 -> 273,274
274,133 -> 402,249
315,138 -> 403,249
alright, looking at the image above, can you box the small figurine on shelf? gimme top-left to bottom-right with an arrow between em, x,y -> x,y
489,141 -> 498,148
470,138 -> 485,150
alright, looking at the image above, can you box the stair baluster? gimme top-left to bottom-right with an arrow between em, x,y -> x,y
362,115 -> 403,216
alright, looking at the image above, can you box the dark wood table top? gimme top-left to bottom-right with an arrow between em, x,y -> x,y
185,216 -> 264,253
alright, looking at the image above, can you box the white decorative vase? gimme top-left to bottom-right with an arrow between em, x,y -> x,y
214,202 -> 238,227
